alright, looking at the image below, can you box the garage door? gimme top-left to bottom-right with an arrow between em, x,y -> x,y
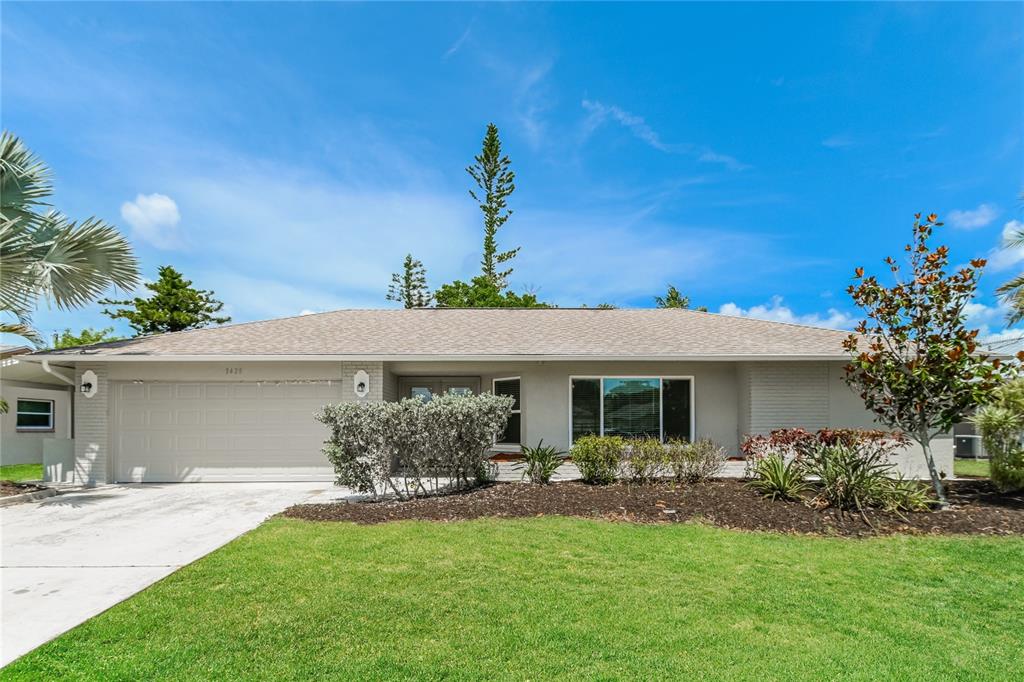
113,381 -> 343,482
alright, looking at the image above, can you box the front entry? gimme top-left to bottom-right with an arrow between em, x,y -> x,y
398,377 -> 481,402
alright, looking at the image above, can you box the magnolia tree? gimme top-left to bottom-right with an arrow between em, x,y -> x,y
316,392 -> 513,500
844,213 -> 1011,506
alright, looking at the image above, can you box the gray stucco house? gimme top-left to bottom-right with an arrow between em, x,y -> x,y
28,308 -> 952,485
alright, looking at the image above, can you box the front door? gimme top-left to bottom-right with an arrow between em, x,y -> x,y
399,377 -> 481,402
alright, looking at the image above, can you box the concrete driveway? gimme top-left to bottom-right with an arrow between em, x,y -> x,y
1,482 -> 333,667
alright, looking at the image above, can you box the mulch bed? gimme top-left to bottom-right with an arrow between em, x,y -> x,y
0,481 -> 47,497
283,479 -> 1024,537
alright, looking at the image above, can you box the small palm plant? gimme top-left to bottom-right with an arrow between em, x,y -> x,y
747,454 -> 809,501
516,440 -> 567,485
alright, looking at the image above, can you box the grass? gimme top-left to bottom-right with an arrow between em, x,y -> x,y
4,518 -> 1023,680
955,458 -> 991,478
0,463 -> 43,482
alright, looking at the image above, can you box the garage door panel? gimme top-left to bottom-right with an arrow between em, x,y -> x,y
114,381 -> 340,482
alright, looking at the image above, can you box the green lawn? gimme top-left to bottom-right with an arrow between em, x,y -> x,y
955,458 -> 991,478
0,463 -> 43,482
5,518 -> 1023,680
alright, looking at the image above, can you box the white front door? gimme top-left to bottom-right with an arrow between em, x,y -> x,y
112,381 -> 342,482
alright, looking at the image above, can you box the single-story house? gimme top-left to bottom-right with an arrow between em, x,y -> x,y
1,345 -> 75,467
27,308 -> 953,485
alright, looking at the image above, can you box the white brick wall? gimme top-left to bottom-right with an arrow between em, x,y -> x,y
74,363 -> 109,486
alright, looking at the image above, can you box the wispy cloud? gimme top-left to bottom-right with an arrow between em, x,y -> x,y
580,99 -> 749,170
581,99 -> 668,152
120,193 -> 182,249
947,203 -> 999,230
443,22 -> 473,60
821,133 -> 857,149
718,295 -> 855,330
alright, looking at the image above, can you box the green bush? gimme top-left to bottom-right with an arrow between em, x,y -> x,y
972,379 -> 1024,492
625,438 -> 666,483
877,474 -> 932,513
516,440 -> 567,485
746,454 -> 808,501
665,438 -> 727,483
571,435 -> 625,485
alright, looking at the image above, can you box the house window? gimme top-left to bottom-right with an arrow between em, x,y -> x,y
570,377 -> 692,443
16,399 -> 54,431
493,377 -> 521,445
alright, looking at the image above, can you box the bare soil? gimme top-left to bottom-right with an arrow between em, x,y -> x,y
283,479 -> 1024,537
0,481 -> 47,497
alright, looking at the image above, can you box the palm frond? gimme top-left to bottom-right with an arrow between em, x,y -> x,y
0,320 -> 43,346
0,130 -> 53,227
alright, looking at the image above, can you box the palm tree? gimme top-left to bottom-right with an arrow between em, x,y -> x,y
996,191 -> 1024,325
0,131 -> 140,346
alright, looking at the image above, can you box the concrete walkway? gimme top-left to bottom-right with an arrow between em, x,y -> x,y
0,482 -> 332,667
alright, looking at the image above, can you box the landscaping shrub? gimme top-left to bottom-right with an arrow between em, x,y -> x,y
973,378 -> 1024,492
746,454 -> 809,501
316,392 -> 513,499
516,440 -> 567,485
665,438 -> 727,483
877,474 -> 932,513
571,435 -> 625,485
740,427 -> 908,477
804,443 -> 903,513
624,437 -> 666,483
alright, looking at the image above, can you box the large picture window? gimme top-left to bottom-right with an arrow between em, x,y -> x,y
16,399 -> 54,431
570,377 -> 692,443
493,377 -> 521,445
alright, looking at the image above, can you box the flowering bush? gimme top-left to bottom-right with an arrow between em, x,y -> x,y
316,392 -> 513,500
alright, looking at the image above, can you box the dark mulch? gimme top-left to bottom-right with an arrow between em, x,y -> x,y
283,479 -> 1024,537
0,481 -> 47,497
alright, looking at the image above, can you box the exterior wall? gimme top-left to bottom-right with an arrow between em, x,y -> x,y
74,361 -> 382,485
0,380 -> 73,465
387,360 -> 741,454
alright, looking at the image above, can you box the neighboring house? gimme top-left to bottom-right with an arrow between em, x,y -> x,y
27,308 -> 954,485
1,345 -> 75,466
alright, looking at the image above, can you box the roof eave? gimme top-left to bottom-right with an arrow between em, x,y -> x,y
25,353 -> 849,363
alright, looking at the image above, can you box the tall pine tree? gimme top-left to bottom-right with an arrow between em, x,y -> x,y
468,123 -> 519,289
386,254 -> 432,308
100,265 -> 230,335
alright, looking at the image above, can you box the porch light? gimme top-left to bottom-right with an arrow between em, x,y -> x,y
353,369 -> 370,399
80,369 -> 98,398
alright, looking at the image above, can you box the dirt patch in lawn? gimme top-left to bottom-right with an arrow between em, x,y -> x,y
283,479 -> 1024,537
0,481 -> 47,497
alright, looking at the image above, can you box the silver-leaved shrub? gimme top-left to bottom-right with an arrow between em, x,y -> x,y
316,392 -> 513,499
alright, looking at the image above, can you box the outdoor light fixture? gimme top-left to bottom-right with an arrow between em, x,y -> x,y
80,370 -> 98,398
353,369 -> 370,399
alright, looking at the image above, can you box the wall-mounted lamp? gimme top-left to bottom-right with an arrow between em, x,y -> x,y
80,370 -> 98,398
353,369 -> 370,399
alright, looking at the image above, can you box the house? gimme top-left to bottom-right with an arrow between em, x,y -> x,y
1,345 -> 75,469
27,308 -> 953,485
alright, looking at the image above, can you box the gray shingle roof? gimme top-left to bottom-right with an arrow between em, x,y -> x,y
36,308 -> 854,360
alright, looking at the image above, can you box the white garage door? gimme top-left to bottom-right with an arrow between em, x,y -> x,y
113,381 -> 342,483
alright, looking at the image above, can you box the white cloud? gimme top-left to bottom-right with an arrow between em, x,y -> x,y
120,193 -> 182,249
948,203 -> 999,230
718,295 -> 855,330
821,134 -> 856,149
697,149 -> 750,171
985,220 -> 1024,272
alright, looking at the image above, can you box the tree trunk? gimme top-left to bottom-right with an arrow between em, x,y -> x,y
918,430 -> 949,508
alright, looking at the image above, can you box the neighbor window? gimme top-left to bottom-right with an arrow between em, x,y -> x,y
493,377 -> 521,445
16,399 -> 54,431
570,377 -> 691,443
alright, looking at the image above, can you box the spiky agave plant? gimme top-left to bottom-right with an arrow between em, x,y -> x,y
0,131 -> 139,345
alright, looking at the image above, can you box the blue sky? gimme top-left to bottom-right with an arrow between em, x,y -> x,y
3,2 -> 1022,345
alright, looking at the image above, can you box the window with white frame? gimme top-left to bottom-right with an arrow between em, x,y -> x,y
570,377 -> 692,443
16,399 -> 54,431
493,377 -> 521,445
